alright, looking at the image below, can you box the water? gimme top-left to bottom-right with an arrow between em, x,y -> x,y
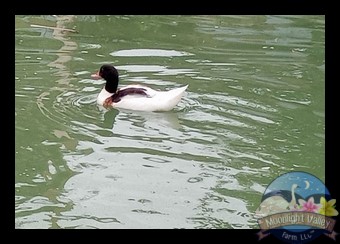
15,15 -> 325,229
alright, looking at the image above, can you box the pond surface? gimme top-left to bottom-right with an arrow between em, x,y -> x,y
15,15 -> 325,229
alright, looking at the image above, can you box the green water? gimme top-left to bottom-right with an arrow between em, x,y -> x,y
15,15 -> 325,229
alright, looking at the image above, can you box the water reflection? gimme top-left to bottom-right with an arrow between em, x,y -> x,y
110,48 -> 193,57
15,15 -> 78,228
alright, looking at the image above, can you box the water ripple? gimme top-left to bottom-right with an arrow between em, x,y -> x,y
15,15 -> 324,229
110,48 -> 194,57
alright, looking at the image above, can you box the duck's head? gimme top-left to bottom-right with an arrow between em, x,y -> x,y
92,64 -> 119,93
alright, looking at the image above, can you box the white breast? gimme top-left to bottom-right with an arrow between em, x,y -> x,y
97,87 -> 114,105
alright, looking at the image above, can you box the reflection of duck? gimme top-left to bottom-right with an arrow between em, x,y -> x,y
101,106 -> 181,131
255,184 -> 299,218
92,64 -> 188,112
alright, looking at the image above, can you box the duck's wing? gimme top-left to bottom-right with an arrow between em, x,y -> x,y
119,85 -> 158,97
112,87 -> 150,103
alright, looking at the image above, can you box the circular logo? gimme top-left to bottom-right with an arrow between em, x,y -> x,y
255,171 -> 338,243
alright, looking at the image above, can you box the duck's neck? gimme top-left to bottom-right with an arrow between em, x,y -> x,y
105,78 -> 118,93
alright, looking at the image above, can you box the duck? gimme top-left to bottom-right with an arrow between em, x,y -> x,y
92,64 -> 188,112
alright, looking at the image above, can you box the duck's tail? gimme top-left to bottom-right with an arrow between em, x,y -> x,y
158,85 -> 188,111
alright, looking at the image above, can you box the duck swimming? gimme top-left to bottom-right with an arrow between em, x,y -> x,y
92,64 -> 188,112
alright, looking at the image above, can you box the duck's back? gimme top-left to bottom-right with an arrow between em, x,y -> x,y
114,85 -> 188,112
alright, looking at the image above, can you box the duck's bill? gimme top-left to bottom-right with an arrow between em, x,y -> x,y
91,72 -> 101,79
